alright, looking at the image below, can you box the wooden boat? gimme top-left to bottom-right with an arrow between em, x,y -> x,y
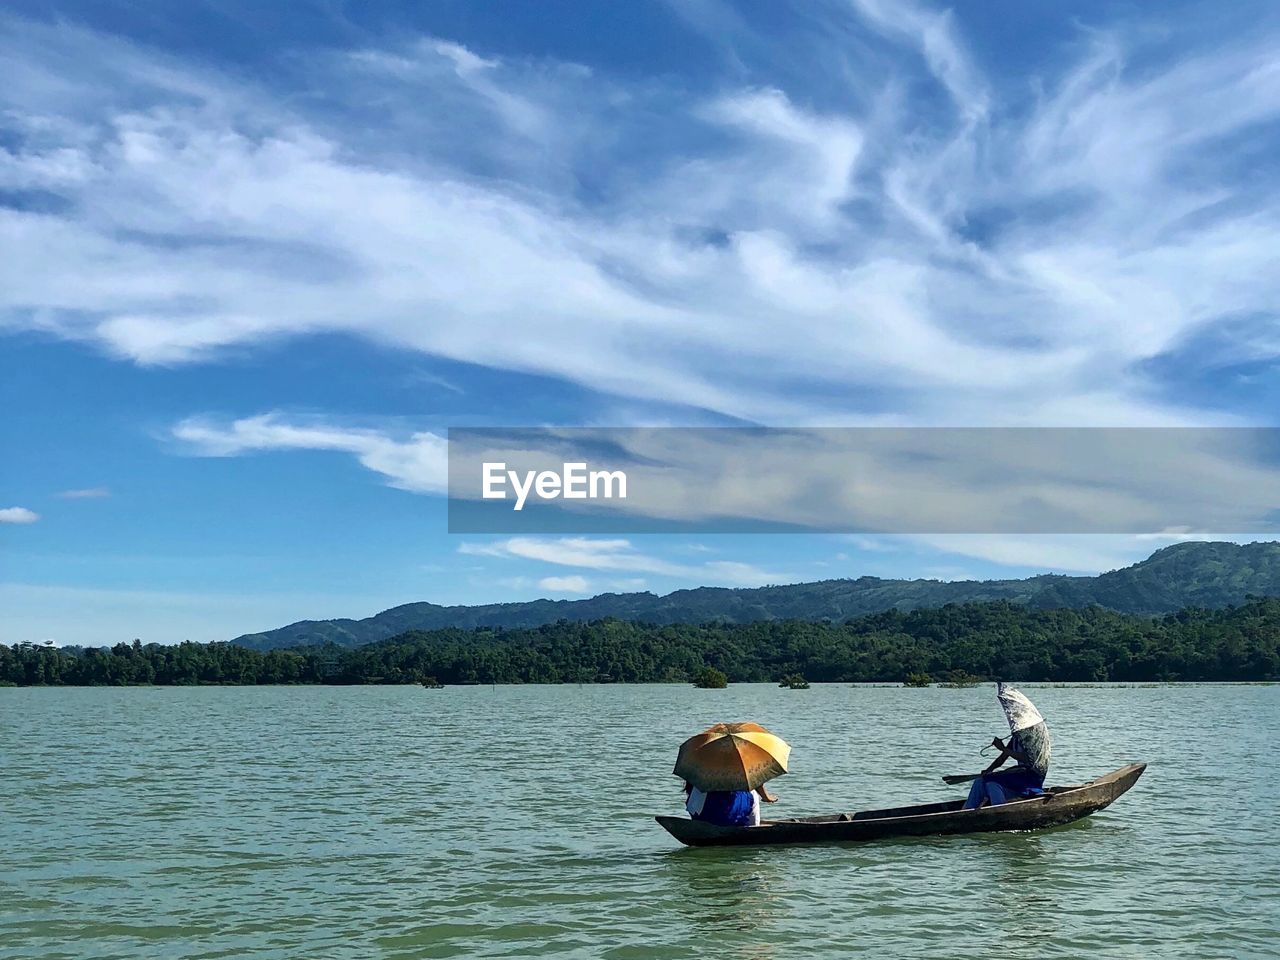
656,762 -> 1146,848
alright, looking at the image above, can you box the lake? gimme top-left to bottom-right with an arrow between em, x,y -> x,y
2,683 -> 1276,959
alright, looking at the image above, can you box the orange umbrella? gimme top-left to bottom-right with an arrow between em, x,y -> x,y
673,722 -> 791,792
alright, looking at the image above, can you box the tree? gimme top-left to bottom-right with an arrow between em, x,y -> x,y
7,597 -> 1280,686
693,666 -> 728,689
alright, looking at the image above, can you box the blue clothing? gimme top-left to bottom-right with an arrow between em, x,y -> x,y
963,767 -> 1046,809
966,684 -> 1052,810
691,789 -> 758,826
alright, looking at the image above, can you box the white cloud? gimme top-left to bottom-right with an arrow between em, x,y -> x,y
904,533 -> 1277,574
908,535 -> 1151,574
493,576 -> 533,590
459,537 -> 788,586
2,13 -> 1279,426
0,507 -> 39,524
172,414 -> 447,493
460,537 -> 678,572
700,88 -> 864,229
850,0 -> 989,122
448,426 -> 1280,534
605,577 -> 648,590
57,487 -> 110,499
538,575 -> 590,593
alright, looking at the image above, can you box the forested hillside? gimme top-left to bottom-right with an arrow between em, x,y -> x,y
7,597 -> 1280,686
231,541 -> 1280,651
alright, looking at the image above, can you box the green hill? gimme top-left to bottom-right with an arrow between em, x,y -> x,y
10,597 -> 1280,684
231,540 -> 1280,651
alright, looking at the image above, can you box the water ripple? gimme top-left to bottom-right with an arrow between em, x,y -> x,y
1,683 -> 1276,959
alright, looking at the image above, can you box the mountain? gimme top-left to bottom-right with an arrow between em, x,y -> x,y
18,598 -> 1280,684
230,540 -> 1280,651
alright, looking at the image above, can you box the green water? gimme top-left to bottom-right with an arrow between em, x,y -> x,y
2,684 -> 1276,959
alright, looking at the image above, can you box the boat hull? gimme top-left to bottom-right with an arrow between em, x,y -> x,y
655,763 -> 1146,848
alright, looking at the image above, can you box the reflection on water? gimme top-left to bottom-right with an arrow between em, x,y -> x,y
663,848 -> 786,951
977,832 -> 1065,943
1,683 -> 1277,959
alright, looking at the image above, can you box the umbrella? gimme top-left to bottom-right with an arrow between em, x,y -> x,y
673,722 -> 791,792
996,682 -> 1051,777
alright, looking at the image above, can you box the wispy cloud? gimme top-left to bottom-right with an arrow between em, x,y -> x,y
459,537 -> 788,586
843,533 -> 1278,574
56,487 -> 110,499
3,10 -> 1279,426
447,427 -> 1280,534
850,0 -> 989,122
0,507 -> 39,524
172,414 -> 447,493
538,575 -> 590,593
907,535 -> 1162,574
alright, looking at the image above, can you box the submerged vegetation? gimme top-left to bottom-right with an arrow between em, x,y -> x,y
693,666 -> 728,689
938,669 -> 983,688
4,598 -> 1280,686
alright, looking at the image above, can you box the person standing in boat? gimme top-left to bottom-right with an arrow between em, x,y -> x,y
683,781 -> 779,827
962,682 -> 1051,809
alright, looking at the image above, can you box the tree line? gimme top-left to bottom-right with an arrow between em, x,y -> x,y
3,598 -> 1279,687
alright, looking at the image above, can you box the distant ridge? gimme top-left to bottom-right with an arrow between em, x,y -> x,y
231,540 -> 1280,651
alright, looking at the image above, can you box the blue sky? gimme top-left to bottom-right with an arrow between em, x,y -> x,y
3,1 -> 1280,644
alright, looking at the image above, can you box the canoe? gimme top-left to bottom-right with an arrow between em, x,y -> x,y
655,762 -> 1146,848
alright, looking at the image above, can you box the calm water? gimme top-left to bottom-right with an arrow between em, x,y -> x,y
2,684 -> 1277,959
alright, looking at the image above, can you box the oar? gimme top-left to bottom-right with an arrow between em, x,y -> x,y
941,773 -> 983,785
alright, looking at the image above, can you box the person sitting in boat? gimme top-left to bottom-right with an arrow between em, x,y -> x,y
963,682 -> 1052,809
683,782 -> 779,827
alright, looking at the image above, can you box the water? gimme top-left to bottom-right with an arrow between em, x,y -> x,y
2,683 -> 1277,959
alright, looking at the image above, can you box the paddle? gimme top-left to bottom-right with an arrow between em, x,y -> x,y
943,735 -> 1012,784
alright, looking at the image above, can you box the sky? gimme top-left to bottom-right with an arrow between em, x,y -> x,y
3,0 -> 1280,645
